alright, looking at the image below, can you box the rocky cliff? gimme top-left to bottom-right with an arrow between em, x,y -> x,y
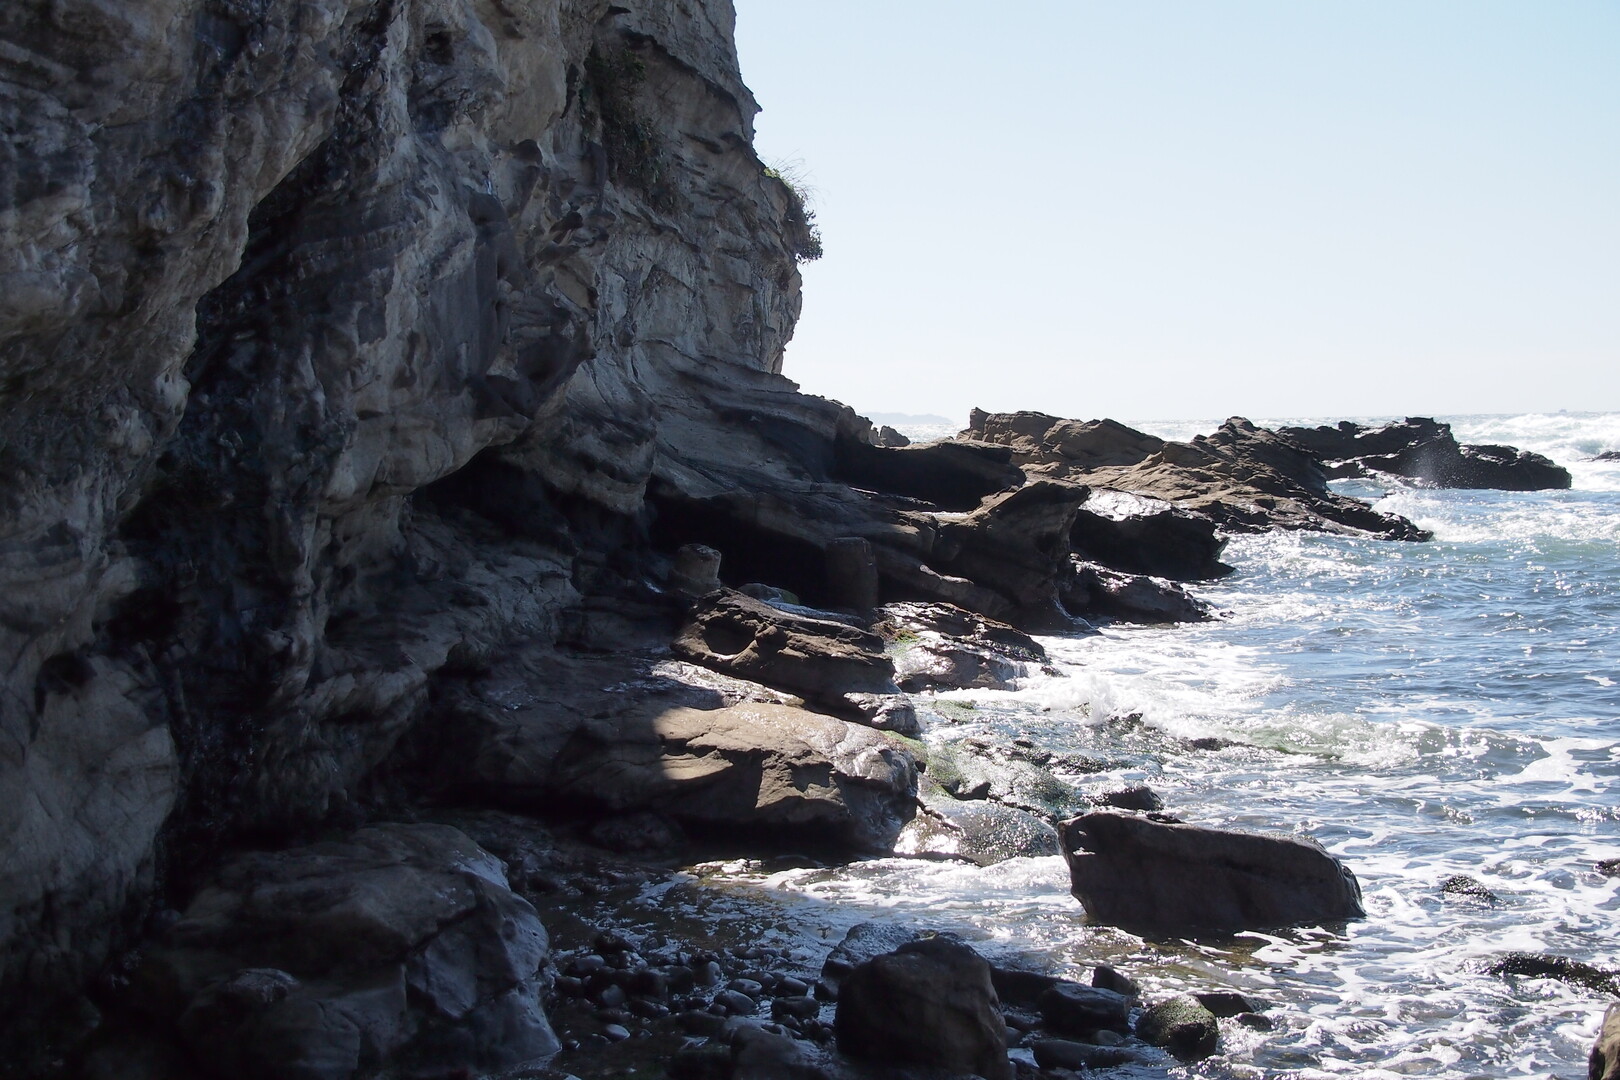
1,0 -> 822,1039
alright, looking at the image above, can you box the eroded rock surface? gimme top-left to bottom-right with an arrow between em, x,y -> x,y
128,824 -> 557,1080
1280,417 -> 1572,490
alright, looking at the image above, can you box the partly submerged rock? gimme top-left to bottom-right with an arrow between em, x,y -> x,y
1063,559 -> 1214,624
834,936 -> 1011,1080
880,601 -> 1051,692
1279,417 -> 1572,491
1136,995 -> 1220,1061
1484,953 -> 1620,996
1069,488 -> 1232,581
897,784 -> 1061,865
1059,811 -> 1365,935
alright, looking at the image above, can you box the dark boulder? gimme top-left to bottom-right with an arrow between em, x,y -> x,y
1136,995 -> 1219,1061
817,922 -> 924,1001
1485,953 -> 1620,995
880,601 -> 1051,692
1063,560 -> 1214,624
834,936 -> 1010,1080
1069,489 -> 1231,580
1059,811 -> 1364,935
1036,981 -> 1133,1036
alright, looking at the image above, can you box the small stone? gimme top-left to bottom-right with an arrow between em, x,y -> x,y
569,954 -> 607,976
1037,982 -> 1133,1036
714,989 -> 756,1015
595,983 -> 628,1009
1033,1039 -> 1143,1070
1195,990 -> 1261,1018
629,999 -> 670,1019
771,995 -> 819,1021
1237,1012 -> 1274,1031
726,978 -> 764,999
1596,858 -> 1620,877
1440,874 -> 1498,903
1090,964 -> 1139,999
695,961 -> 724,987
776,977 -> 809,996
1090,783 -> 1164,812
554,976 -> 585,998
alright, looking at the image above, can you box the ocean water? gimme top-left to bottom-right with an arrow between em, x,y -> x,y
645,413 -> 1620,1078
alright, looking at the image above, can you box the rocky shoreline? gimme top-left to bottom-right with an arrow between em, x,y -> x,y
0,0 -> 1602,1077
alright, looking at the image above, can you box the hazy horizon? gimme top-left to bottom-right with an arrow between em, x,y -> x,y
733,1 -> 1619,423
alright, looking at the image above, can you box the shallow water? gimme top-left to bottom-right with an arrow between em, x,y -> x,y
644,413 -> 1620,1078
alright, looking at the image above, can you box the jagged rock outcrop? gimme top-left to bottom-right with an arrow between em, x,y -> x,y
964,410 -> 1430,539
1278,417 -> 1572,490
117,824 -> 559,1080
0,0 -> 820,1042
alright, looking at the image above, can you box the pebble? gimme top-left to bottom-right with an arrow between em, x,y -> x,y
601,1023 -> 631,1042
714,989 -> 757,1015
770,995 -> 819,1021
569,954 -> 607,976
776,976 -> 810,996
694,960 -> 724,987
726,978 -> 764,999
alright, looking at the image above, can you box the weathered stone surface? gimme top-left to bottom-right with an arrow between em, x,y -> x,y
672,589 -> 911,727
1059,811 -> 1365,935
833,437 -> 1024,511
881,601 -> 1050,692
1,0 -> 814,1023
923,740 -> 1088,819
1063,560 -> 1214,624
1485,953 -> 1620,996
1136,995 -> 1219,1061
817,922 -> 924,1001
834,936 -> 1010,1080
898,784 -> 1061,865
133,823 -> 557,1079
1279,418 -> 1572,490
1591,1003 -> 1620,1080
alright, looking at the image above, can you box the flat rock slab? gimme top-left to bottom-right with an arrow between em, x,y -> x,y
1059,811 -> 1364,935
550,702 -> 919,854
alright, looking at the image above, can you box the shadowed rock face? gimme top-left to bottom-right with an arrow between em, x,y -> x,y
1059,811 -> 1365,936
0,0 -> 812,1030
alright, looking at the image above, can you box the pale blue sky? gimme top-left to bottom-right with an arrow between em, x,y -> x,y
732,1 -> 1620,425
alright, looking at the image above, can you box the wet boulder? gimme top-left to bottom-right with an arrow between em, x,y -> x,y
923,740 -> 1088,819
1059,811 -> 1364,935
1136,995 -> 1219,1061
1036,981 -> 1133,1037
673,589 -> 916,731
817,923 -> 926,1001
834,936 -> 1010,1080
1069,489 -> 1231,581
132,824 -> 558,1080
897,784 -> 1061,865
880,601 -> 1051,692
1063,560 -> 1214,624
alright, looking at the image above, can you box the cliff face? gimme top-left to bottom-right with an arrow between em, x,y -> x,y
0,0 -> 815,1018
